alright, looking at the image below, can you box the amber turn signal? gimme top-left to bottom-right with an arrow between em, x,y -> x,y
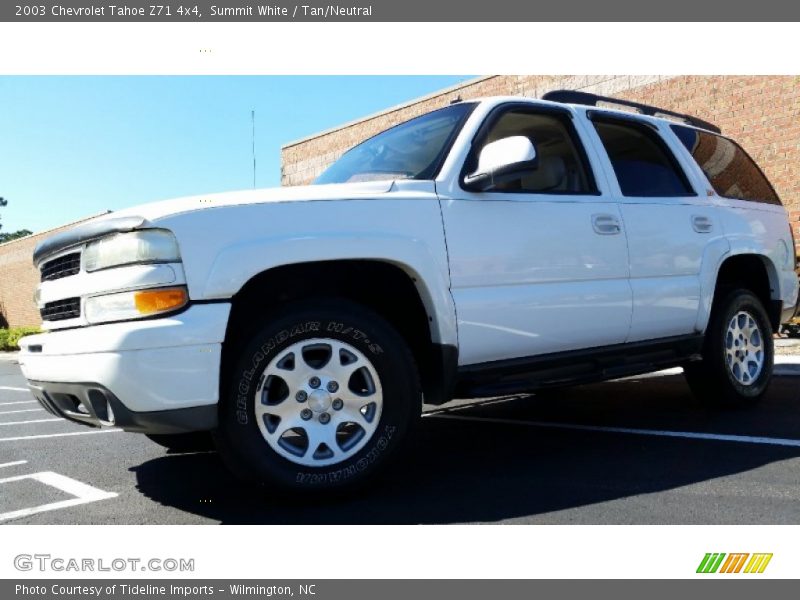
134,287 -> 188,315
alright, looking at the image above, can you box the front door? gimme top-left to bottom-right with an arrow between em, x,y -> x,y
438,105 -> 632,366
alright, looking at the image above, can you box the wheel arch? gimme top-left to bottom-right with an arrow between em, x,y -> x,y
704,252 -> 782,332
220,259 -> 458,406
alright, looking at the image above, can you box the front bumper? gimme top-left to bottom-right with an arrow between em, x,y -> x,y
18,303 -> 230,433
28,380 -> 217,434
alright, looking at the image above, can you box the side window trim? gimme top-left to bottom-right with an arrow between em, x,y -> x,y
589,113 -> 699,199
459,103 -> 601,196
587,109 -> 659,131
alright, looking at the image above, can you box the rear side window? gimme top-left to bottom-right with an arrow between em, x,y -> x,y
671,125 -> 781,205
592,118 -> 694,197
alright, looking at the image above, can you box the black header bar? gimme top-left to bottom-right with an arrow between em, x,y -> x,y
3,0 -> 800,21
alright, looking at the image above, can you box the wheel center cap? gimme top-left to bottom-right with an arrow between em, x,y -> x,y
308,390 -> 332,413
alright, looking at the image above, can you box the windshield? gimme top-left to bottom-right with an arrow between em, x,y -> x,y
315,102 -> 476,185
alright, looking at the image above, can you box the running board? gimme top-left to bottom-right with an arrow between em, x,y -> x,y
455,335 -> 704,398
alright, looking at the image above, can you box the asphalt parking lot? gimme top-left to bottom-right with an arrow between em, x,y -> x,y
2,352 -> 800,525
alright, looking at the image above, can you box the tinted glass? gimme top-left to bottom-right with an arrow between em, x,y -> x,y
315,103 -> 475,185
468,109 -> 595,194
593,119 -> 694,197
671,125 -> 780,205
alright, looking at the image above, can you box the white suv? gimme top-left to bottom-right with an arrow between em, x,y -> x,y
19,91 -> 799,491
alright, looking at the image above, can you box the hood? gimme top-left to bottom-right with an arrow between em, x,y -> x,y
95,180 -> 396,224
33,180 -> 398,264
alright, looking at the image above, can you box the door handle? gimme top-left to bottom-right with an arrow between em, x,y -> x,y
692,215 -> 713,233
592,214 -> 622,235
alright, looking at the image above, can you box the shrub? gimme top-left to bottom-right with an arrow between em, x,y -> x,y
0,327 -> 41,351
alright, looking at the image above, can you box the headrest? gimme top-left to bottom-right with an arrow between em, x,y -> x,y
520,155 -> 567,191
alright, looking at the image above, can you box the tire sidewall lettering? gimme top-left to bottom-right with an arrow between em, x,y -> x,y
327,321 -> 384,356
235,321 -> 321,425
294,424 -> 396,486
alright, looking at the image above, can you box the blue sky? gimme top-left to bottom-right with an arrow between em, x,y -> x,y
0,76 -> 470,234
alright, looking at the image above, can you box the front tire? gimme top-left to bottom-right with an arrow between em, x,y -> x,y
215,299 -> 421,492
684,288 -> 774,408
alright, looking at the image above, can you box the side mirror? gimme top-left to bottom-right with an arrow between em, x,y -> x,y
463,136 -> 538,191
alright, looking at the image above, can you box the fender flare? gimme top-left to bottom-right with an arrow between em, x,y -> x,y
696,243 -> 782,333
201,232 -> 458,347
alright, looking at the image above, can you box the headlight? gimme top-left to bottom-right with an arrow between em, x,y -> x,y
84,286 -> 189,324
83,230 -> 181,272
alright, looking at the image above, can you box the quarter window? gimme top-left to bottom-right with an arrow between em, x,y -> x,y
671,125 -> 780,205
593,118 -> 694,197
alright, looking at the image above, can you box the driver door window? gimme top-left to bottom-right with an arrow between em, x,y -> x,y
466,110 -> 597,194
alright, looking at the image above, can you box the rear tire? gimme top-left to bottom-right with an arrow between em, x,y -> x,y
684,288 -> 773,408
214,299 -> 421,492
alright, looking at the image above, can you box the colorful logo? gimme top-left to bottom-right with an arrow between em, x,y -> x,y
697,553 -> 773,574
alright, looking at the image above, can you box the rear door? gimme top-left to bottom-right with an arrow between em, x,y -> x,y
586,113 -> 718,342
438,103 -> 632,366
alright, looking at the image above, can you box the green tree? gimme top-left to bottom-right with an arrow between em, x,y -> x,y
0,197 -> 32,243
0,229 -> 32,243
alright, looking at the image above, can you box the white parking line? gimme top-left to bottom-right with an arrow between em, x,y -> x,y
430,414 -> 800,448
0,386 -> 28,392
0,419 -> 63,427
0,408 -> 44,415
0,429 -> 123,442
0,461 -> 28,469
0,400 -> 37,406
0,471 -> 118,522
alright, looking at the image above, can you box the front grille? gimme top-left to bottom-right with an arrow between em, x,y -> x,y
40,298 -> 81,322
41,252 -> 81,282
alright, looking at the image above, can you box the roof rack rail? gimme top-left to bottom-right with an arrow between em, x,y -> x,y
541,90 -> 721,134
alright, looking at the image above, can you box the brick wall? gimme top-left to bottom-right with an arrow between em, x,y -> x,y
281,75 -> 800,245
0,215 -> 103,329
